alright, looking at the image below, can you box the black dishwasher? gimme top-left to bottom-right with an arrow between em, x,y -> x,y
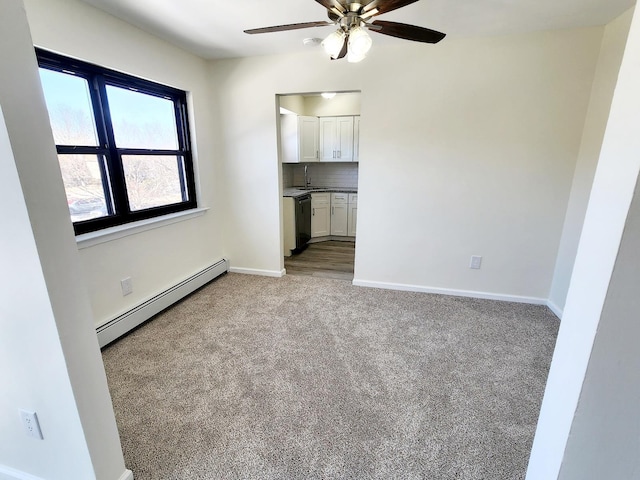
294,194 -> 311,252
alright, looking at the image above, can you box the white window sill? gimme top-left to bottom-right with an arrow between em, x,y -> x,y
76,207 -> 209,250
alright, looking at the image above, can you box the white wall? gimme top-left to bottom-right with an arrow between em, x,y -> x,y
0,1 -> 126,478
548,8 -> 634,315
23,0 -> 225,326
210,28 -> 602,297
280,92 -> 361,116
526,5 -> 640,479
279,95 -> 305,115
559,170 -> 640,479
304,92 -> 361,116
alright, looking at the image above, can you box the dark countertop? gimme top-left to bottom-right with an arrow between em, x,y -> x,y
283,187 -> 358,198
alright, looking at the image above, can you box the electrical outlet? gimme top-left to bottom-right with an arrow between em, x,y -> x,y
20,410 -> 43,440
121,277 -> 133,296
470,255 -> 482,269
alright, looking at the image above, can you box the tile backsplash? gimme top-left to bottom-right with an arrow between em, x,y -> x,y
283,163 -> 359,189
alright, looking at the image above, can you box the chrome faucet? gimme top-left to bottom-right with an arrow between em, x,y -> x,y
304,164 -> 311,188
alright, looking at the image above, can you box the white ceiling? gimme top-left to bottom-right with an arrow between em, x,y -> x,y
81,0 -> 635,60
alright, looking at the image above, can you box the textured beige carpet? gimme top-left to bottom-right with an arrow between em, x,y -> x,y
102,273 -> 558,480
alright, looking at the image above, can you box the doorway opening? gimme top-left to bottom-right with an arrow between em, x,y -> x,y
278,91 -> 361,281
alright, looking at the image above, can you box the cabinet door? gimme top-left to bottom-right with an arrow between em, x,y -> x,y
298,116 -> 319,162
336,117 -> 354,161
353,116 -> 360,162
311,204 -> 330,237
311,193 -> 330,237
280,114 -> 299,163
283,197 -> 296,255
348,204 -> 357,237
318,117 -> 337,161
331,203 -> 348,236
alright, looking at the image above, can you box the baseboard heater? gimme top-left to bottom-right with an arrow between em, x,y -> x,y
96,259 -> 229,348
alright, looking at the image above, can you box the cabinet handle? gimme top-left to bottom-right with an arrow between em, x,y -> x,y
333,151 -> 336,159
316,150 -> 319,159
338,150 -> 341,158
312,208 -> 315,216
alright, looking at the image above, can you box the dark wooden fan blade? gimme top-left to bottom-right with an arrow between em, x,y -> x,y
361,0 -> 420,16
315,0 -> 347,14
328,11 -> 340,21
369,20 -> 446,43
244,21 -> 333,34
335,37 -> 348,59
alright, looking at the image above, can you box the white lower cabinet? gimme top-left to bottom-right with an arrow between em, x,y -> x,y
348,194 -> 357,237
283,197 -> 296,256
308,192 -> 357,239
311,193 -> 330,238
331,193 -> 349,236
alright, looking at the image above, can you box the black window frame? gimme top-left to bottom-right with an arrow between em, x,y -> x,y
36,48 -> 197,235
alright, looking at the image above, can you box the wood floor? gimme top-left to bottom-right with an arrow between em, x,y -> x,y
285,240 -> 355,281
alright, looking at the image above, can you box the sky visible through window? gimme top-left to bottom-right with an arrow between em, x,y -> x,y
38,68 -> 178,149
106,85 -> 179,150
39,68 -> 98,145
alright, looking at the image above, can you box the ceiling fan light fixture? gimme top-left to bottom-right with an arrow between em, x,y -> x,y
359,8 -> 379,20
322,29 -> 346,59
347,50 -> 367,63
348,26 -> 372,57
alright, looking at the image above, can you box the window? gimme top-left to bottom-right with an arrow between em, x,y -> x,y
37,49 -> 196,235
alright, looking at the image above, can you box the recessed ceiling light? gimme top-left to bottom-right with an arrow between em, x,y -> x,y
321,92 -> 337,100
303,38 -> 322,47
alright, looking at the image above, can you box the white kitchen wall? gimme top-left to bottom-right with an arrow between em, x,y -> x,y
290,163 -> 359,189
547,8 -> 634,316
280,95 -> 305,115
23,0 -> 224,327
304,93 -> 361,116
280,93 -> 361,117
211,27 -> 602,297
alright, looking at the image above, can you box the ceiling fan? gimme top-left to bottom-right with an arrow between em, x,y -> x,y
244,0 -> 446,63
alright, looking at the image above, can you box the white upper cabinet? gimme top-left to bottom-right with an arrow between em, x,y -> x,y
353,116 -> 360,162
281,115 -> 319,163
319,117 -> 337,161
319,116 -> 355,162
280,114 -> 298,164
299,116 -> 319,162
282,114 -> 359,163
336,117 -> 354,161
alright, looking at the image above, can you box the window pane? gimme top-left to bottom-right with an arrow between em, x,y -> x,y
106,86 -> 179,150
58,154 -> 111,222
39,69 -> 99,146
122,155 -> 185,211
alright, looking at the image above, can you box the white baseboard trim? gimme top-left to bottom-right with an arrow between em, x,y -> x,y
119,469 -> 134,480
352,279 -> 548,305
0,465 -> 46,480
229,267 -> 286,278
546,300 -> 564,319
97,259 -> 229,347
